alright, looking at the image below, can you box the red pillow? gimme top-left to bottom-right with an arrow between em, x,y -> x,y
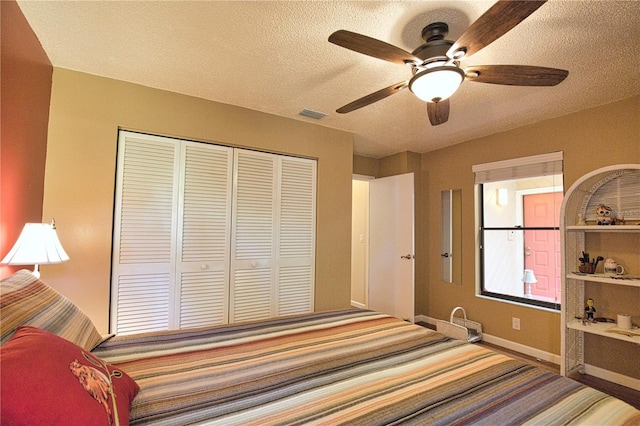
1,326 -> 139,426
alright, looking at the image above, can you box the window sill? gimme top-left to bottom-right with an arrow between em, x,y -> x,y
477,292 -> 561,313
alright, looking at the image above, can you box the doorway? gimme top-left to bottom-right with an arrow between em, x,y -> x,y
351,174 -> 415,321
351,177 -> 371,309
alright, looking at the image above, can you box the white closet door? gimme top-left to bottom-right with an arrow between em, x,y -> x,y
113,133 -> 316,333
230,150 -> 276,322
176,142 -> 233,329
111,132 -> 180,335
230,150 -> 316,322
277,157 -> 316,316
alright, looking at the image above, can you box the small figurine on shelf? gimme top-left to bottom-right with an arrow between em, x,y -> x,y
585,298 -> 596,321
595,204 -> 617,225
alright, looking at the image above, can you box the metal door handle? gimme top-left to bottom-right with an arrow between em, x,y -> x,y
400,254 -> 414,259
441,253 -> 450,258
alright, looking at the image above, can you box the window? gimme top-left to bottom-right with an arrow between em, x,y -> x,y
473,152 -> 563,309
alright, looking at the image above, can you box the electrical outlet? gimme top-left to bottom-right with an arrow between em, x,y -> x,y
512,317 -> 521,330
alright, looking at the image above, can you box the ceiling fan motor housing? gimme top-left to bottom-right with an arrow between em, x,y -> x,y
411,22 -> 456,72
412,40 -> 453,65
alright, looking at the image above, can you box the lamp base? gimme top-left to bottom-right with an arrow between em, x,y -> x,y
31,264 -> 41,278
524,282 -> 532,298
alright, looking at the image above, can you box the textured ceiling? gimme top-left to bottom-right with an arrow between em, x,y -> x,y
17,1 -> 640,158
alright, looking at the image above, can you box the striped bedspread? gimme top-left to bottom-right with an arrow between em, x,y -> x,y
93,309 -> 640,425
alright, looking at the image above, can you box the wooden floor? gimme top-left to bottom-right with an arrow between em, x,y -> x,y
417,322 -> 640,409
478,341 -> 640,409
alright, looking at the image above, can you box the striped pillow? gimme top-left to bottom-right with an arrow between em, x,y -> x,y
1,270 -> 104,350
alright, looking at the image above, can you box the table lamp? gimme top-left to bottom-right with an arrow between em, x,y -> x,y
522,269 -> 537,298
1,219 -> 69,277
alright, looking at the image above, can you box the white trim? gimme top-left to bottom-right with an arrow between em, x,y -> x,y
351,300 -> 366,309
472,151 -> 563,173
415,314 -> 434,325
416,315 -> 560,365
481,333 -> 561,365
584,364 -> 640,391
352,174 -> 375,181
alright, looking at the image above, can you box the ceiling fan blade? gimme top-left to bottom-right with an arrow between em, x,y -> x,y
465,65 -> 569,86
336,82 -> 408,114
427,99 -> 450,126
447,0 -> 547,60
329,30 -> 421,66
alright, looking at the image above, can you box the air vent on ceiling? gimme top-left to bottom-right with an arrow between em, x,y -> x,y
299,109 -> 328,120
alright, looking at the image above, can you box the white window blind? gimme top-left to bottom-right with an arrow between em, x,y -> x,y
473,152 -> 563,183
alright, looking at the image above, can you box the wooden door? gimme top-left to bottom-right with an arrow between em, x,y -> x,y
524,192 -> 562,301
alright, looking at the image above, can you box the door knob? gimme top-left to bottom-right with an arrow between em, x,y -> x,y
400,254 -> 414,259
441,253 -> 450,258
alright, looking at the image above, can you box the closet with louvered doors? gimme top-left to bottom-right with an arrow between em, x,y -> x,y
111,131 -> 316,335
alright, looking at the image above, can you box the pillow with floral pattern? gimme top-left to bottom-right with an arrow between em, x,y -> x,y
1,326 -> 139,426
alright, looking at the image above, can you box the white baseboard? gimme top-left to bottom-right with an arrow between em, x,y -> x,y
417,315 -> 560,365
351,300 -> 366,309
481,333 -> 561,365
415,314 -> 433,325
417,315 -> 640,391
584,364 -> 640,391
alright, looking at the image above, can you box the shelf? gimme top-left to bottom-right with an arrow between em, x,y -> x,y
565,225 -> 640,232
566,273 -> 640,287
561,165 -> 640,381
567,319 -> 640,344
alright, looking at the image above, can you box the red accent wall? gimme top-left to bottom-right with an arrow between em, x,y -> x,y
1,0 -> 52,278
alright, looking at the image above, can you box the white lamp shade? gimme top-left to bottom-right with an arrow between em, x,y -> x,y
521,269 -> 537,284
1,223 -> 69,265
409,66 -> 465,103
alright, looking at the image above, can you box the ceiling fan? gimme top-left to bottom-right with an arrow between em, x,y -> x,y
328,0 -> 569,126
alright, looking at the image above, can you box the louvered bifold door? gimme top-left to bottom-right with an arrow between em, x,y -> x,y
277,157 -> 316,316
111,132 -> 180,335
176,142 -> 233,328
230,150 -> 277,323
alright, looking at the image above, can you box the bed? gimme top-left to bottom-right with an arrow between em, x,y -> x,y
2,270 -> 639,425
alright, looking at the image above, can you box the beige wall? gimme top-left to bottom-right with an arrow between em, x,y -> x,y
353,155 -> 378,178
420,96 -> 640,369
42,68 -> 354,334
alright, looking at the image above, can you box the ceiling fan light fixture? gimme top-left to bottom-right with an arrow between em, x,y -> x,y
452,48 -> 466,60
409,66 -> 465,103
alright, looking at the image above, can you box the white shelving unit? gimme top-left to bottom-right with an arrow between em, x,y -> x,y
560,164 -> 640,385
